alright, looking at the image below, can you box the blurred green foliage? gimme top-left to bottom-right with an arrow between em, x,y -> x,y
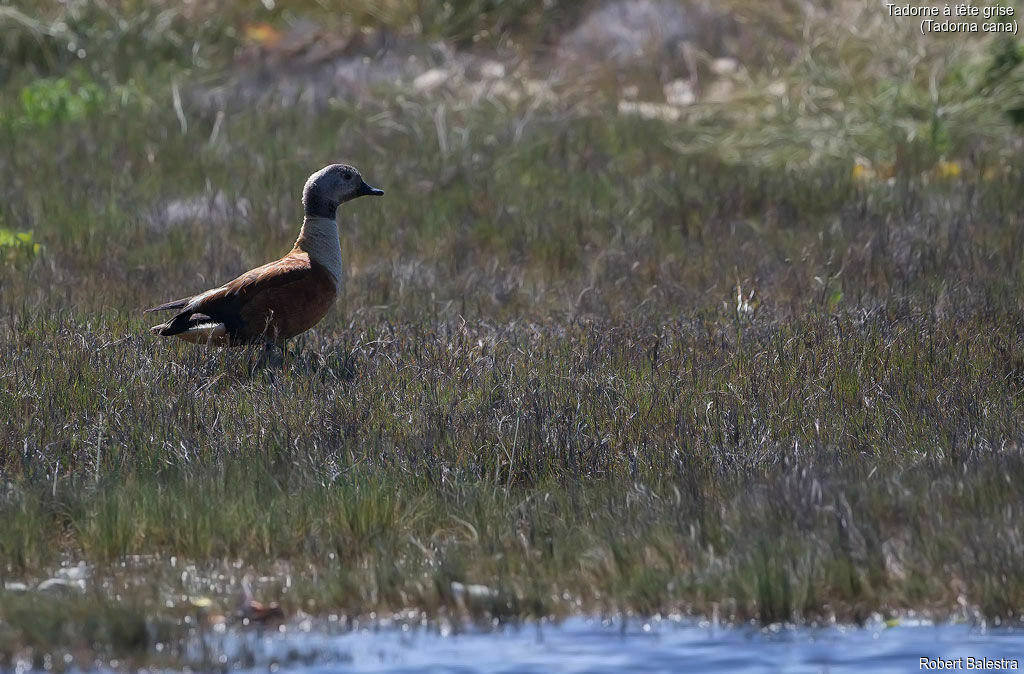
0,0 -> 581,82
13,76 -> 105,127
983,36 -> 1024,125
0,228 -> 41,267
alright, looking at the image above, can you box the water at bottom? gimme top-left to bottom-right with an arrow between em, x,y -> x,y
204,616 -> 1024,673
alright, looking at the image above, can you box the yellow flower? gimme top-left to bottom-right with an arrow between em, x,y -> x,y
852,160 -> 874,181
852,160 -> 895,182
934,160 -> 961,179
244,22 -> 282,47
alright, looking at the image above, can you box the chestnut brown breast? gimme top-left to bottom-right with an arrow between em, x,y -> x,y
236,258 -> 338,341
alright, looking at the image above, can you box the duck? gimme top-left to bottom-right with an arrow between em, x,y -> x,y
146,163 -> 383,347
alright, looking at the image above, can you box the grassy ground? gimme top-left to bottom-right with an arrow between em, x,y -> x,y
3,0 -> 1024,668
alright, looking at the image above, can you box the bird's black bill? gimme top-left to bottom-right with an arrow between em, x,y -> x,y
356,180 -> 384,197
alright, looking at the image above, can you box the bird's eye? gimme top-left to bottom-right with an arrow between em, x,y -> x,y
341,171 -> 353,181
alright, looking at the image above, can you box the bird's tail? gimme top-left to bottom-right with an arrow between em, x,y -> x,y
144,297 -> 191,314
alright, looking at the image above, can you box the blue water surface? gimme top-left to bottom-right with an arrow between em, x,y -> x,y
193,616 -> 1024,673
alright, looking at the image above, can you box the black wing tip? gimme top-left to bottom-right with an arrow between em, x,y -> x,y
150,319 -> 188,337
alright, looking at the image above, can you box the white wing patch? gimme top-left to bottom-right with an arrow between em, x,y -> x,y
174,322 -> 227,344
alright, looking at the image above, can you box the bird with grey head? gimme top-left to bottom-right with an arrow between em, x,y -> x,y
146,162 -> 384,352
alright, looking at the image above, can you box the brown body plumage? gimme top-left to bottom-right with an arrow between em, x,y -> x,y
146,164 -> 383,346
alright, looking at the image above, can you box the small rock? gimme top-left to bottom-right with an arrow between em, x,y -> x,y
766,81 -> 787,97
560,0 -> 695,65
37,577 -> 86,595
710,57 -> 738,76
617,100 -> 681,122
413,68 -> 449,93
241,599 -> 284,623
156,191 -> 250,229
487,80 -> 522,103
523,79 -> 555,102
663,79 -> 695,106
450,581 -> 498,601
450,581 -> 501,614
704,79 -> 735,103
57,561 -> 90,582
478,60 -> 506,80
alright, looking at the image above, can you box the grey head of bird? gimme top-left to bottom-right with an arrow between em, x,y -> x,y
302,163 -> 384,219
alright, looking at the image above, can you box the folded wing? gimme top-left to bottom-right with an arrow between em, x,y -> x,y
149,252 -> 330,344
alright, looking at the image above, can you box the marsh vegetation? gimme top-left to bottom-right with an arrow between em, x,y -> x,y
2,0 -> 1024,668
